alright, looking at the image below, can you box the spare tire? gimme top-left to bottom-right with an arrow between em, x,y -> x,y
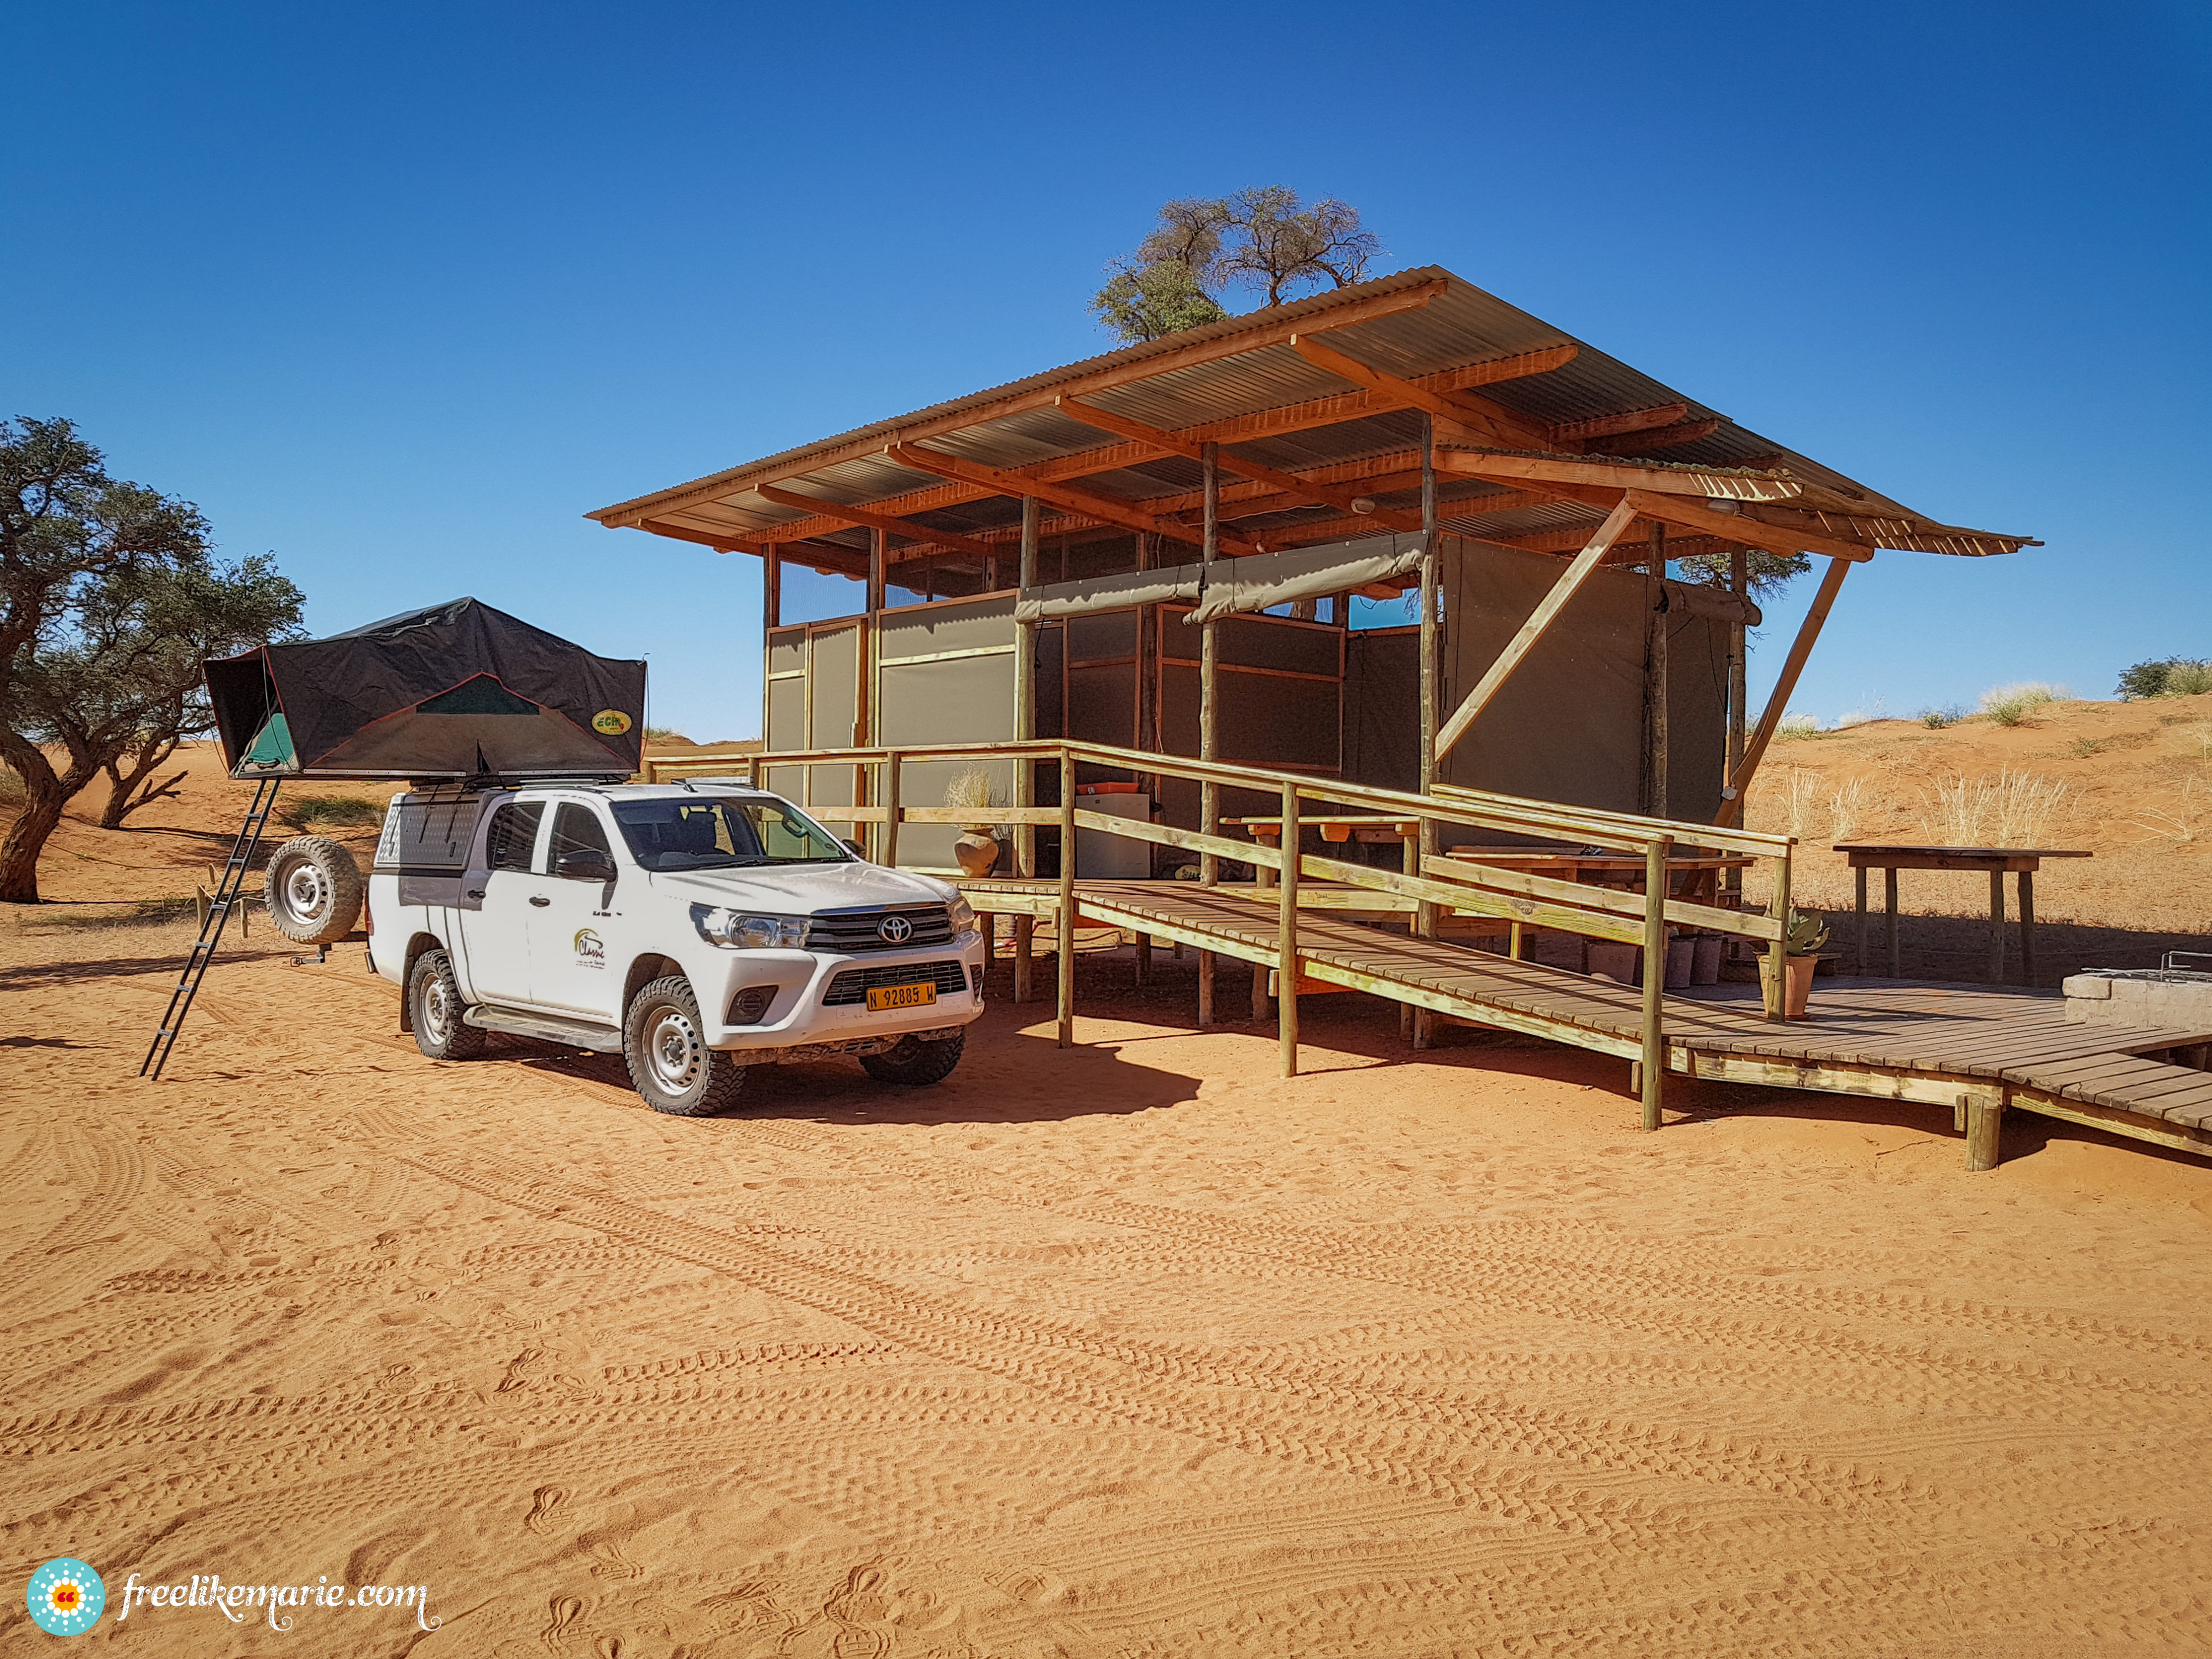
263,834 -> 365,945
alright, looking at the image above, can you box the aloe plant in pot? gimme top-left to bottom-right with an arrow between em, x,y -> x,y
943,766 -> 1006,878
1761,909 -> 1829,1018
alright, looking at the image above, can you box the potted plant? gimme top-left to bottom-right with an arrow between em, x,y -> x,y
1760,909 -> 1828,1018
943,766 -> 1006,879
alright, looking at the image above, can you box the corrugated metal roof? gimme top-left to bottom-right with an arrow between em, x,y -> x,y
593,264 -> 2034,559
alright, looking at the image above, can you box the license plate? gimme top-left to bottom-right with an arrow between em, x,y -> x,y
866,982 -> 937,1011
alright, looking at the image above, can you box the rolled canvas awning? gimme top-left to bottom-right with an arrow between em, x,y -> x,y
1013,534 -> 1428,626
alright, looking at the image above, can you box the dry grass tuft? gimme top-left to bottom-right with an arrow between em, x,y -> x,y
1827,778 -> 1870,844
1924,769 -> 2073,847
1979,682 -> 2068,727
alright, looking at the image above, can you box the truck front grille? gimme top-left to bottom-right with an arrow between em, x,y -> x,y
821,959 -> 968,1007
808,904 -> 954,954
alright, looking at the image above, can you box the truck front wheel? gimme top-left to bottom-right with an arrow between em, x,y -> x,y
860,1030 -> 966,1087
624,976 -> 747,1116
409,950 -> 487,1061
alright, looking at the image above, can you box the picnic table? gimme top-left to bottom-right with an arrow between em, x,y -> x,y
1834,844 -> 2093,986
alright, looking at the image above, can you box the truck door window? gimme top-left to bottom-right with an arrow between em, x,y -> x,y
548,802 -> 613,864
485,802 -> 545,873
611,796 -> 848,871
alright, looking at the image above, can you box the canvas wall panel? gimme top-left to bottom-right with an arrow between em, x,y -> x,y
877,596 -> 1016,661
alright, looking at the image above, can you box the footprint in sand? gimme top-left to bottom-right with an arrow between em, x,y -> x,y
524,1484 -> 568,1536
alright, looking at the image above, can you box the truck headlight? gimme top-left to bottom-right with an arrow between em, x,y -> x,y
947,895 -> 979,937
692,905 -> 808,949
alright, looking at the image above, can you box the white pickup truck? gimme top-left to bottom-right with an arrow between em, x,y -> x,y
363,780 -> 988,1114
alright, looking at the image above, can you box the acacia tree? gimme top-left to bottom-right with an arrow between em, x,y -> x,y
0,418 -> 304,901
1092,187 -> 1383,342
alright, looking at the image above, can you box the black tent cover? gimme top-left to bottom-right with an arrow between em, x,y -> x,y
205,598 -> 647,781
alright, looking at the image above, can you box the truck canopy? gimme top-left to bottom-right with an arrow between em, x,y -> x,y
205,598 -> 646,781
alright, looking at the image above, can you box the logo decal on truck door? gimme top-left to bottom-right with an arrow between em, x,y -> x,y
572,928 -> 607,967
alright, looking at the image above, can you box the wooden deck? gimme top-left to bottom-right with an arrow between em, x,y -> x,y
963,879 -> 2212,1168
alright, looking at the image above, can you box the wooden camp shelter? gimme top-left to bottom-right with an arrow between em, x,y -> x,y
572,275 -> 2212,1175
591,265 -> 2033,874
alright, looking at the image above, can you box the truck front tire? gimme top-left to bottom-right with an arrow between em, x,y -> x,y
409,950 -> 487,1061
264,835 -> 366,945
624,976 -> 747,1116
860,1030 -> 966,1087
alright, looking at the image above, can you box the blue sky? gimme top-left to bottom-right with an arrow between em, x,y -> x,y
6,2 -> 2206,740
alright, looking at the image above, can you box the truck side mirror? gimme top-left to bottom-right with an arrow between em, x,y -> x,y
841,839 -> 868,860
556,848 -> 618,883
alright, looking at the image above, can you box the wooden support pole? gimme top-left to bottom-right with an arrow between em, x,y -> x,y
1413,418 -> 1439,1051
1641,836 -> 1671,1130
1279,780 -> 1301,1078
764,545 -> 782,628
1886,867 -> 1900,980
1767,845 -> 1793,1023
1251,947 -> 1271,1022
1725,546 -> 1747,893
1401,827 -> 1419,1042
1988,869 -> 2006,985
1647,522 -> 1670,818
1135,930 -> 1151,987
1014,496 -> 1039,882
1015,915 -> 1034,1005
1057,752 -> 1076,1048
1199,442 -> 1221,888
1198,948 -> 1215,1026
1965,1097 -> 2004,1172
881,750 -> 901,870
2019,870 -> 2036,987
1718,555 -> 1851,826
1855,865 -> 1869,974
1434,495 -> 1641,759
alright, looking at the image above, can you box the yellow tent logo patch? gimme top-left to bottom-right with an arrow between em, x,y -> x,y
592,709 -> 634,736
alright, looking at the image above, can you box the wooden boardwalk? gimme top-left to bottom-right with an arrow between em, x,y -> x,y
964,879 -> 2212,1168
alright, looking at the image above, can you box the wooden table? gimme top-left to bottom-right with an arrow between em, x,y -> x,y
1439,847 -> 1756,905
1835,844 -> 2092,986
1224,816 -> 1422,891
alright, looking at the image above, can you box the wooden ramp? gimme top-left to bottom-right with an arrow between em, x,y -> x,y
965,879 -> 2212,1169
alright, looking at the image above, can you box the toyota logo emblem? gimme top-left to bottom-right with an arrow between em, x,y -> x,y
877,914 -> 914,943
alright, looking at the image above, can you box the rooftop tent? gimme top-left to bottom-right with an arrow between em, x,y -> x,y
205,598 -> 648,781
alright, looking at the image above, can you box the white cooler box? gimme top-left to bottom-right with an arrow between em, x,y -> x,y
1075,792 -> 1153,878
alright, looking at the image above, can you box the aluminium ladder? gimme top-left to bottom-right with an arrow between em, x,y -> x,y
140,779 -> 281,1081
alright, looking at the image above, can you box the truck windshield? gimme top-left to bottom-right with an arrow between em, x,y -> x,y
609,796 -> 851,872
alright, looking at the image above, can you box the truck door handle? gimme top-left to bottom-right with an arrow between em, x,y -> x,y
529,896 -> 551,908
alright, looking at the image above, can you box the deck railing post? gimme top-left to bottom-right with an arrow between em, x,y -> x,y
744,755 -> 760,789
1641,835 -> 1672,1130
1767,844 -> 1793,1022
1058,750 -> 1076,1049
1279,780 -> 1300,1078
882,750 -> 901,870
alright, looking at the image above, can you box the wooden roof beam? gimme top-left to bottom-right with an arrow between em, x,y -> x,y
1548,403 -> 1691,443
1583,419 -> 1723,456
1624,490 -> 1874,562
1430,448 -> 1804,502
1288,334 -> 1559,452
754,483 -> 998,560
1055,397 -> 1424,534
885,442 -> 1261,555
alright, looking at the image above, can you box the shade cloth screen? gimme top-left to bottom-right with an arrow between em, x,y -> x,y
1437,538 -> 1738,818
